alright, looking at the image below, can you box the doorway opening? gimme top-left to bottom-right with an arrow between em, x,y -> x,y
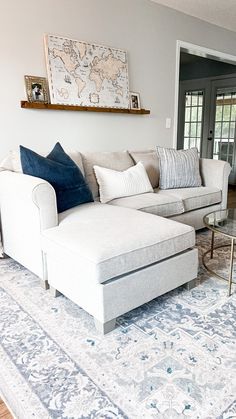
175,42 -> 236,184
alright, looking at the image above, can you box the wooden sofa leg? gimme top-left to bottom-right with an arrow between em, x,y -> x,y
40,279 -> 49,290
185,279 -> 196,291
94,318 -> 116,334
49,286 -> 61,297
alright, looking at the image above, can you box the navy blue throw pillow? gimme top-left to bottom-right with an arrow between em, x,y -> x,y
20,142 -> 94,213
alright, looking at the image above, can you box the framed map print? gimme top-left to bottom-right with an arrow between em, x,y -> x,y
44,34 -> 130,108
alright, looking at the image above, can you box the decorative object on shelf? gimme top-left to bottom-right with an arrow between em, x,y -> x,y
20,101 -> 150,114
24,75 -> 49,103
129,92 -> 141,110
44,34 -> 129,109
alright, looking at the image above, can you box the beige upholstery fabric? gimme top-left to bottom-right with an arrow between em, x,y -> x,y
200,158 -> 231,210
0,148 -> 84,175
81,151 -> 134,198
160,186 -> 222,212
170,203 -> 222,230
0,150 -> 22,172
43,202 -> 195,284
94,162 -> 153,203
67,151 -> 84,175
109,191 -> 184,217
129,150 -> 159,188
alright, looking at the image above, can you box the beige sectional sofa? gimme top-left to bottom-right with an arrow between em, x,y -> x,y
0,149 -> 231,333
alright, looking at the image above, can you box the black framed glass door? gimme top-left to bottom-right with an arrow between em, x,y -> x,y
178,76 -> 236,184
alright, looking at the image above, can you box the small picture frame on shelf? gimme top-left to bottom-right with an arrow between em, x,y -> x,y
129,92 -> 141,110
24,75 -> 49,103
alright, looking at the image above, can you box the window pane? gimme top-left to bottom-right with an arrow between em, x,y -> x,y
191,93 -> 198,106
190,123 -> 197,137
184,123 -> 190,137
190,138 -> 196,148
185,93 -> 192,107
222,122 -> 230,138
228,155 -> 233,166
184,138 -> 189,149
185,107 -> 190,122
214,122 -> 222,138
196,138 -> 201,151
198,94 -> 203,106
215,106 -> 223,121
229,141 -> 234,154
197,123 -> 202,137
223,105 -> 231,121
220,141 -> 228,157
230,122 -> 235,138
191,107 -> 198,122
198,107 -> 202,121
214,139 -> 219,155
231,105 -> 236,120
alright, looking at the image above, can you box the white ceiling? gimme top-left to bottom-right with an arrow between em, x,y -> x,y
151,0 -> 236,33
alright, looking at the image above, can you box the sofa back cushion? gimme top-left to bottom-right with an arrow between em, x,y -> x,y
20,142 -> 93,213
129,150 -> 159,189
81,151 -> 134,198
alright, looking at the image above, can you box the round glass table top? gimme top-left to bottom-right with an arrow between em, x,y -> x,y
204,208 -> 236,238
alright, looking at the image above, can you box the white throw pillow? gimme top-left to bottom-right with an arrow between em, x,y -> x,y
94,162 -> 153,203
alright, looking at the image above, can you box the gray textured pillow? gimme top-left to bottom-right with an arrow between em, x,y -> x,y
156,146 -> 202,189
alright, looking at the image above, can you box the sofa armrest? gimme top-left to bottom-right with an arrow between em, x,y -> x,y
200,158 -> 231,209
0,171 -> 58,278
0,171 -> 58,230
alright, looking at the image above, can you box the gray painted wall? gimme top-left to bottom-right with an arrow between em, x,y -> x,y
2,0 -> 236,158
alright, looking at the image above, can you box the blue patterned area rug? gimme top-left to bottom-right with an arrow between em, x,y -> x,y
0,230 -> 235,419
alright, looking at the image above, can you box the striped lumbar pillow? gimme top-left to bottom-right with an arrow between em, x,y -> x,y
94,162 -> 153,203
156,146 -> 202,189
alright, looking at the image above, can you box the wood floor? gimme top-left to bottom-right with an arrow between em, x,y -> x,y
0,186 -> 235,418
228,185 -> 236,207
0,399 -> 13,419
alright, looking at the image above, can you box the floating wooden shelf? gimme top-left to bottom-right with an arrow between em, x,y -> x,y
21,101 -> 150,115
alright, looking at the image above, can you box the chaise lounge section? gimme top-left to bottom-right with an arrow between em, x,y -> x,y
41,202 -> 197,333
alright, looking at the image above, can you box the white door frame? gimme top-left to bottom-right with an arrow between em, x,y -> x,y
173,40 -> 236,148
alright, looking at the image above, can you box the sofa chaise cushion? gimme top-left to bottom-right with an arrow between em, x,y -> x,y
108,191 -> 184,217
160,186 -> 222,212
42,202 -> 195,285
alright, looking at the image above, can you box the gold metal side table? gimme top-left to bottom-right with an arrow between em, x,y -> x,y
203,209 -> 236,296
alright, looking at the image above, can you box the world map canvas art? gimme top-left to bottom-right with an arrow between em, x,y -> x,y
44,34 -> 130,108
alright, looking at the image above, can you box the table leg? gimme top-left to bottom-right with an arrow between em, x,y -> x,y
228,238 -> 235,297
210,231 -> 215,259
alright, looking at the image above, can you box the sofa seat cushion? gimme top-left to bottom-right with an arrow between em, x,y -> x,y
43,202 -> 195,285
108,191 -> 184,217
160,186 -> 222,212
